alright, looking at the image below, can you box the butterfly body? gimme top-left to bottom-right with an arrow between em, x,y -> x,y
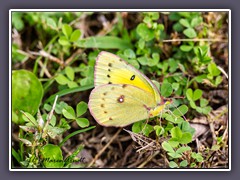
88,51 -> 167,127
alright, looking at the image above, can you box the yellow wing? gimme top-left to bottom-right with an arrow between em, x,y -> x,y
94,51 -> 161,104
88,84 -> 159,127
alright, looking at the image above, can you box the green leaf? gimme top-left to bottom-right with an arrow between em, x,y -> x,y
21,111 -> 38,127
193,89 -> 202,101
189,100 -> 197,109
190,162 -> 196,167
162,141 -> 174,153
65,66 -> 75,81
168,138 -> 179,148
169,161 -> 178,168
173,105 -> 188,117
19,138 -> 32,146
76,101 -> 88,117
142,124 -> 154,137
176,146 -> 191,154
168,58 -> 178,73
180,45 -> 193,52
150,12 -> 159,20
138,39 -> 145,49
12,12 -> 24,31
194,74 -> 207,83
76,36 -> 133,50
70,29 -> 81,42
202,106 -> 212,114
128,60 -> 140,69
67,81 -> 78,88
186,88 -> 193,100
215,76 -> 222,86
171,127 -> 182,139
191,152 -> 204,162
168,152 -> 182,159
173,22 -> 184,32
154,125 -> 164,136
179,19 -> 191,28
180,160 -> 188,167
183,28 -> 197,38
179,132 -> 192,144
59,118 -> 71,130
55,74 -> 70,85
172,83 -> 180,91
161,82 -> 173,97
62,106 -> 76,119
200,98 -> 209,107
136,23 -> 155,41
180,121 -> 195,135
40,144 -> 64,168
55,101 -> 68,114
178,12 -> 191,18
208,63 -> 221,76
46,18 -> 57,30
12,148 -> 22,164
50,115 -> 56,126
137,56 -> 148,66
62,24 -> 72,39
12,70 -> 43,124
47,126 -> 66,139
124,49 -> 136,59
76,118 -> 89,128
191,16 -> 202,27
58,36 -> 70,46
80,77 -> 94,86
132,121 -> 143,133
43,103 -> 52,112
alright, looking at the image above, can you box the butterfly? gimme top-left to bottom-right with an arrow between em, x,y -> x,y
88,51 -> 170,127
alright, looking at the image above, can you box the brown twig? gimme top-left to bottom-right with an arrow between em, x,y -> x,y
29,50 -> 64,66
65,49 -> 84,66
87,128 -> 122,168
137,150 -> 160,168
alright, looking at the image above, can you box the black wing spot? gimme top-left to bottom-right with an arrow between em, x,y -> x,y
108,63 -> 112,67
107,74 -> 111,78
101,104 -> 104,108
103,92 -> 107,96
104,111 -> 107,114
108,69 -> 111,72
108,82 -> 112,84
117,95 -> 125,103
109,117 -> 113,120
119,58 -> 123,62
130,75 -> 135,81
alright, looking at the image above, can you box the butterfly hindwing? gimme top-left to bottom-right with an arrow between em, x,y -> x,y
94,51 -> 161,103
88,84 -> 157,127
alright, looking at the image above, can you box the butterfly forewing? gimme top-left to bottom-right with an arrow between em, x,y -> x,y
94,51 -> 161,103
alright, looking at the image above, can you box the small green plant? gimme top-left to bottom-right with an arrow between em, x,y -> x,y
186,88 -> 212,114
12,96 -> 94,168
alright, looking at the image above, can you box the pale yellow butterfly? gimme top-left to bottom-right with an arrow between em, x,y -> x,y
88,51 -> 169,127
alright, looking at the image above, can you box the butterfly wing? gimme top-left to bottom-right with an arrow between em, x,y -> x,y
88,84 -> 158,127
94,51 -> 161,103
